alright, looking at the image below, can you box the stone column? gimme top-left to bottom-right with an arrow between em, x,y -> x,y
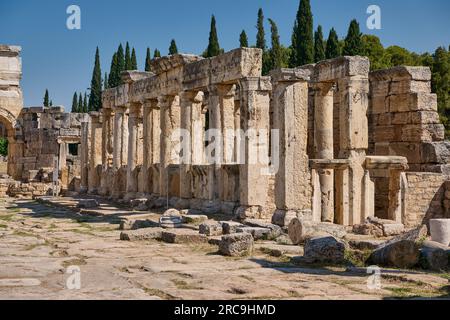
112,106 -> 129,170
338,76 -> 370,225
273,79 -> 311,214
126,102 -> 143,196
88,112 -> 103,194
141,100 -> 152,194
314,82 -> 335,222
237,77 -> 272,218
58,142 -> 67,171
159,95 -> 180,198
101,108 -> 114,168
80,121 -> 90,193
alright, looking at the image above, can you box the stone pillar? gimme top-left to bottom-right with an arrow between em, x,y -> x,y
314,82 -> 334,222
58,142 -> 67,171
101,108 -> 114,168
112,106 -> 129,169
159,95 -> 180,198
237,77 -> 272,218
273,79 -> 311,214
142,100 -> 152,194
88,112 -> 102,194
126,103 -> 143,196
80,121 -> 90,193
338,76 -> 370,225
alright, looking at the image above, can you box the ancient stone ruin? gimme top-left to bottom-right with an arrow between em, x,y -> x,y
2,44 -> 450,231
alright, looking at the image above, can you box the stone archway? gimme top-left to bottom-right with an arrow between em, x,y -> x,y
0,107 -> 21,179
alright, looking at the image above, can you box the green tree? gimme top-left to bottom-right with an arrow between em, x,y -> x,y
0,138 -> 8,157
154,48 -> 161,58
131,48 -> 138,70
145,47 -> 152,72
314,25 -> 325,62
384,45 -> 414,66
124,42 -> 132,70
239,30 -> 248,48
88,47 -> 102,111
256,8 -> 266,50
78,93 -> 83,113
116,44 -> 125,84
71,92 -> 78,113
325,28 -> 340,59
362,34 -> 387,70
205,15 -> 222,58
343,19 -> 363,56
104,72 -> 108,90
43,89 -> 49,107
431,47 -> 450,132
169,39 -> 178,55
268,18 -> 283,72
294,0 -> 314,66
83,93 -> 88,113
108,52 -> 118,88
289,21 -> 298,67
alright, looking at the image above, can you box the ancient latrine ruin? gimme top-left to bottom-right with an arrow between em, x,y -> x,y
77,47 -> 450,228
1,44 -> 449,229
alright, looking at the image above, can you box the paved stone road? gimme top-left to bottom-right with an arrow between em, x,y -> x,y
0,198 -> 449,300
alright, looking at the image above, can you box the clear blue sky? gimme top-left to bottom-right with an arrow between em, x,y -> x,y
0,0 -> 449,110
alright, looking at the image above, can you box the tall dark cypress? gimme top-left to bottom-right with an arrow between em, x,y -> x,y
294,0 -> 314,66
289,20 -> 298,67
88,47 -> 102,111
108,53 -> 118,88
83,93 -> 88,113
131,48 -> 138,70
124,42 -> 132,70
314,25 -> 325,62
268,18 -> 283,71
325,28 -> 340,59
239,30 -> 248,48
205,15 -> 221,57
145,47 -> 152,72
116,44 -> 125,84
169,39 -> 178,55
43,89 -> 49,107
256,8 -> 266,50
71,92 -> 78,113
78,93 -> 83,113
104,72 -> 108,90
343,19 -> 363,56
154,48 -> 161,58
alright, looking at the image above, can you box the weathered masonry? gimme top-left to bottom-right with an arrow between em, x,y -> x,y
77,47 -> 450,228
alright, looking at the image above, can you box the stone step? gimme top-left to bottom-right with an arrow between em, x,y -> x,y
161,229 -> 208,244
120,227 -> 163,241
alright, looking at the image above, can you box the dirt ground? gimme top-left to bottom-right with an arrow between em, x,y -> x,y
0,197 -> 449,300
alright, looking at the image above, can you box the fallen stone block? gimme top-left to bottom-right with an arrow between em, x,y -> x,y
219,233 -> 254,257
243,219 -> 282,239
368,240 -> 420,269
77,199 -> 99,209
159,209 -> 183,228
120,227 -> 163,241
221,221 -> 244,234
161,229 -> 208,244
349,239 -> 386,251
304,236 -> 347,264
288,218 -> 347,245
271,209 -> 312,227
236,227 -> 271,240
419,240 -> 449,271
130,198 -> 148,211
208,236 -> 222,246
182,215 -> 209,224
385,224 -> 428,245
430,219 -> 450,246
256,243 -> 303,257
199,221 -> 223,236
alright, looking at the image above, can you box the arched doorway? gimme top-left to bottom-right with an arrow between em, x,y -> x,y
0,108 -> 20,178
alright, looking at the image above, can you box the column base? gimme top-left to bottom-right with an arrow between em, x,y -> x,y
234,205 -> 263,220
271,209 -> 313,227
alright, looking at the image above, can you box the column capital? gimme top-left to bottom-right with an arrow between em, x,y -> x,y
311,81 -> 335,93
207,84 -> 235,98
113,105 -> 128,114
239,76 -> 272,92
180,90 -> 204,104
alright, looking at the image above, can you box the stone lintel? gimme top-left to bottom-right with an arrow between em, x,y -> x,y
309,159 -> 351,170
270,67 -> 311,83
121,71 -> 154,84
369,66 -> 432,82
151,54 -> 203,75
239,76 -> 272,92
0,45 -> 21,56
365,155 -> 408,170
312,56 -> 370,83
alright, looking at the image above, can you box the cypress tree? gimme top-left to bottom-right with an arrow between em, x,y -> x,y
289,21 -> 299,67
256,8 -> 266,50
117,44 -> 125,84
78,93 -> 83,113
71,92 -> 78,113
314,25 -> 325,62
325,28 -> 340,59
83,93 -> 88,113
294,0 -> 314,66
145,47 -> 152,72
43,89 -> 49,107
169,39 -> 178,55
124,42 -> 132,70
49,100 -> 53,106
131,48 -> 138,70
88,47 -> 102,112
154,48 -> 161,58
104,72 -> 108,90
239,30 -> 248,48
108,53 -> 118,88
343,19 -> 363,56
268,18 -> 283,71
205,15 -> 221,58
